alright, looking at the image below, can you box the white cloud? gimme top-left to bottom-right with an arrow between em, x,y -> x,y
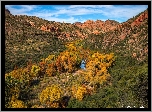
100,5 -> 148,20
46,16 -> 79,23
20,5 -> 37,11
69,5 -> 113,9
52,7 -> 102,16
5,5 -> 37,15
5,5 -> 148,23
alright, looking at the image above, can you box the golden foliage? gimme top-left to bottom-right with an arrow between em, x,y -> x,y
31,105 -> 40,108
39,84 -> 62,104
46,63 -> 56,76
49,102 -> 60,108
31,104 -> 44,108
44,55 -> 56,63
10,87 -> 20,100
30,65 -> 40,77
71,85 -> 87,101
82,52 -> 115,85
56,43 -> 90,73
5,67 -> 31,108
5,68 -> 30,81
9,99 -> 27,108
56,51 -> 78,73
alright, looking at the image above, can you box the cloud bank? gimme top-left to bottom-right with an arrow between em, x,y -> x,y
5,5 -> 148,23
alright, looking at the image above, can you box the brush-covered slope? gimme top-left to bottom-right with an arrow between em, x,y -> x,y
5,8 -> 148,108
81,8 -> 148,63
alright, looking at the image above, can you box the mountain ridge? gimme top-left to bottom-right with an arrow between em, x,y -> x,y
5,8 -> 148,73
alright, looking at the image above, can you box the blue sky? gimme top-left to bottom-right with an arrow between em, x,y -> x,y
5,5 -> 148,23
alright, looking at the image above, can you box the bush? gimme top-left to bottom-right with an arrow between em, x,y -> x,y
67,98 -> 85,108
109,54 -> 148,108
8,99 -> 27,108
71,85 -> 88,101
81,52 -> 115,85
30,65 -> 41,77
39,84 -> 62,107
5,68 -> 30,108
68,86 -> 119,108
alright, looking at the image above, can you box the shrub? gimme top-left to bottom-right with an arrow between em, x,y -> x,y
8,99 -> 27,108
55,43 -> 90,73
30,65 -> 41,77
68,86 -> 119,108
39,84 -> 62,105
81,52 -> 115,85
46,62 -> 56,76
71,84 -> 88,101
5,68 -> 30,108
49,102 -> 60,108
67,98 -> 85,108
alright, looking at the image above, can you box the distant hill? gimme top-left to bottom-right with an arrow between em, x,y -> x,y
81,8 -> 148,62
5,8 -> 148,73
5,8 -> 11,15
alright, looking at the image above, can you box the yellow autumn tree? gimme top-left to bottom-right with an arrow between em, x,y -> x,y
56,43 -> 90,73
82,52 -> 115,85
71,84 -> 88,101
8,99 -> 27,108
5,67 -> 31,108
46,62 -> 56,76
39,84 -> 62,108
39,54 -> 56,77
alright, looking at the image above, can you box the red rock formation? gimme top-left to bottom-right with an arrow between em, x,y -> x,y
40,24 -> 61,34
131,11 -> 148,27
92,30 -> 100,35
40,25 -> 47,31
65,33 -> 70,38
119,34 -> 126,40
74,19 -> 119,34
29,21 -> 35,27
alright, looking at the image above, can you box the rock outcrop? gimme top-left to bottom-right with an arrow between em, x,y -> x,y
40,24 -> 60,33
74,19 -> 119,34
25,20 -> 35,27
131,10 -> 148,27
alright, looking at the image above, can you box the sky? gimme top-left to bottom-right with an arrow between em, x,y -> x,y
5,5 -> 148,24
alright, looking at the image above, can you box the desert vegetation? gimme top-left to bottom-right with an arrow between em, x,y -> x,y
5,8 -> 148,108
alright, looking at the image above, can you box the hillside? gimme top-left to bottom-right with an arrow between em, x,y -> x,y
5,8 -> 148,108
81,9 -> 148,62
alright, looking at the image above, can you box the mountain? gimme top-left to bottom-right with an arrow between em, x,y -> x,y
5,8 -> 148,73
74,19 -> 119,33
81,9 -> 148,62
4,8 -> 149,108
5,8 -> 11,15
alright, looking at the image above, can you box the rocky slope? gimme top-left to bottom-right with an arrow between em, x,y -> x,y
81,8 -> 148,62
74,19 -> 119,33
5,8 -> 148,73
